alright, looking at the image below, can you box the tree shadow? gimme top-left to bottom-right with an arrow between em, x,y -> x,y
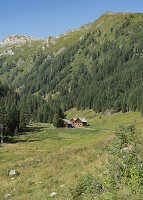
3,126 -> 48,144
25,126 -> 48,132
4,137 -> 41,144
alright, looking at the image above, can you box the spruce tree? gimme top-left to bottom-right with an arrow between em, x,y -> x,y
53,113 -> 60,127
0,99 -> 6,143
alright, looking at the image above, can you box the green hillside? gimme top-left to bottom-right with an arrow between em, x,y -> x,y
0,27 -> 89,88
0,11 -> 143,114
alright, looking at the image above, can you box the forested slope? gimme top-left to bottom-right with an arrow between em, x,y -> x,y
0,12 -> 143,114
0,81 -> 64,141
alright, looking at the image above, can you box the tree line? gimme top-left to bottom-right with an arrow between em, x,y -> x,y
0,81 -> 64,143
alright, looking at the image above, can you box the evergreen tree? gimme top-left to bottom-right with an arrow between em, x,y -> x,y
53,113 -> 60,127
0,99 -> 6,143
141,105 -> 143,117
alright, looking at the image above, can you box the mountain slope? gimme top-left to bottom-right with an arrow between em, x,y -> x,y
0,12 -> 143,113
0,25 -> 90,88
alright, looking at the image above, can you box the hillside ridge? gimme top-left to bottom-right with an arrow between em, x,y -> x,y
0,11 -> 143,114
0,11 -> 134,46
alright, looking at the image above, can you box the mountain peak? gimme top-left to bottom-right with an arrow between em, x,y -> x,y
0,35 -> 43,47
104,11 -> 132,15
105,11 -> 115,15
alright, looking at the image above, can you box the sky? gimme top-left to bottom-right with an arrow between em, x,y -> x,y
0,0 -> 143,40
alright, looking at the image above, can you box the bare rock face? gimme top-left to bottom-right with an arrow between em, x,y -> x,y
0,35 -> 42,47
0,49 -> 14,56
50,37 -> 56,44
53,47 -> 66,57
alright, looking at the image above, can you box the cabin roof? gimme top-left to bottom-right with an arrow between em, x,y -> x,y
62,119 -> 72,124
71,118 -> 77,121
75,118 -> 87,123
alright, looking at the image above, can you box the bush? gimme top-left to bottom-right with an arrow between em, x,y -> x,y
69,123 -> 143,200
69,173 -> 104,200
105,123 -> 143,195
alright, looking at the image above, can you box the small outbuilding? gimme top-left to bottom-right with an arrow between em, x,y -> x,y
61,119 -> 73,128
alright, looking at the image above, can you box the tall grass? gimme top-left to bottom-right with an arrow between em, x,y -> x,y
0,110 -> 142,199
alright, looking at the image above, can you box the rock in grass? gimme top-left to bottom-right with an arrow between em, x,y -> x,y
8,170 -> 19,176
49,192 -> 57,197
60,184 -> 64,187
35,182 -> 42,184
4,194 -> 11,198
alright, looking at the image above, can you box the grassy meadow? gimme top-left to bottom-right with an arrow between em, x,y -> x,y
0,109 -> 143,200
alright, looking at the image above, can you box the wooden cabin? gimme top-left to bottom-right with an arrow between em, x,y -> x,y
72,118 -> 87,127
70,118 -> 77,126
61,119 -> 73,128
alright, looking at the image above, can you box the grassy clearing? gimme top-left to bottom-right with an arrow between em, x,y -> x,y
0,110 -> 143,200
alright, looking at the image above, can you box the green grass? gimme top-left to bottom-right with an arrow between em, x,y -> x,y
66,108 -> 142,130
0,110 -> 143,200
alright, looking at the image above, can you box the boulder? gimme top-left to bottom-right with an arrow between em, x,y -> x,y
4,194 -> 11,198
49,192 -> 57,197
18,163 -> 21,166
8,170 -> 19,176
35,182 -> 42,184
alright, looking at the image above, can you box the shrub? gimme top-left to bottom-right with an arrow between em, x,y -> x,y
105,123 -> 143,195
69,123 -> 143,199
69,173 -> 104,200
